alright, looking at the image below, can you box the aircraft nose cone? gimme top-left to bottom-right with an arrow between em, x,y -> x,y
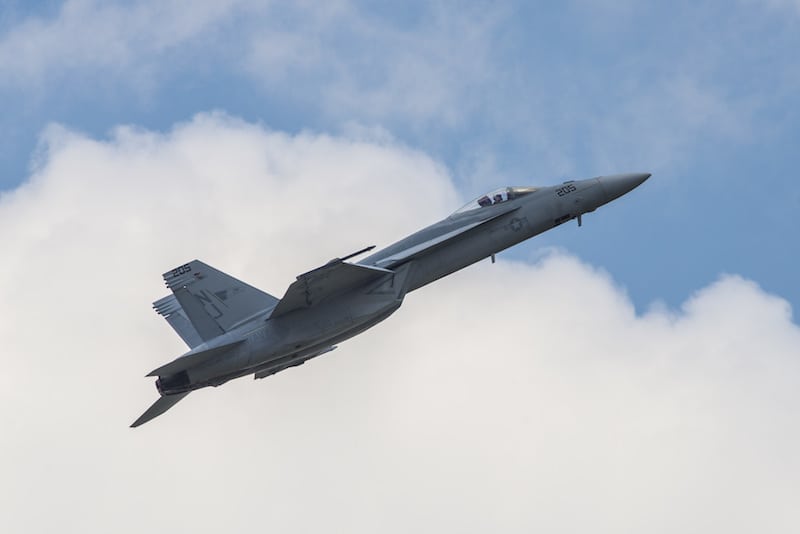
598,172 -> 651,203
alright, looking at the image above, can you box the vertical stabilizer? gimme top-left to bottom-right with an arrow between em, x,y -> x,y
152,294 -> 203,348
161,260 -> 279,341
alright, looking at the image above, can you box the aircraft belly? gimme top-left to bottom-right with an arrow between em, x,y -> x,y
281,291 -> 400,345
183,340 -> 254,386
173,278 -> 407,391
240,290 -> 401,373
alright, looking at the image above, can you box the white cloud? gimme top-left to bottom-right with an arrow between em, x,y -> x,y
0,0 -> 504,129
242,2 -> 505,128
0,0 -> 243,90
584,75 -> 751,173
235,2 -> 785,183
1,114 -> 798,532
2,1 -> 794,182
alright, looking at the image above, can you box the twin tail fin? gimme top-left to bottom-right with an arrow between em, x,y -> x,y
154,260 -> 279,347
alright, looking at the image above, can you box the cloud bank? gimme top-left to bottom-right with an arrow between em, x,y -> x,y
1,114 -> 798,533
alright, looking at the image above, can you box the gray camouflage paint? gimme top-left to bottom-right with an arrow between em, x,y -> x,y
132,173 -> 650,426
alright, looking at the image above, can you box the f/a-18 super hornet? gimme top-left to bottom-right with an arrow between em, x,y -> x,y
132,172 -> 650,427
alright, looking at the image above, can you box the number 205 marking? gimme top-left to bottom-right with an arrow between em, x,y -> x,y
171,264 -> 192,276
556,184 -> 577,197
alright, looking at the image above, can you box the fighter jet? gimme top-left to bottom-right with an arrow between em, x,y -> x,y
132,172 -> 650,427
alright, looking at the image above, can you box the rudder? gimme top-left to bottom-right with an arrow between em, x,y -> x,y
152,294 -> 204,348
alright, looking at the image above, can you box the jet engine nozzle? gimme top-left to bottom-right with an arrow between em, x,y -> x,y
155,371 -> 191,395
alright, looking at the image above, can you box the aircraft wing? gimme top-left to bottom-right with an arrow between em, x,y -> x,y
375,206 -> 520,269
270,260 -> 393,319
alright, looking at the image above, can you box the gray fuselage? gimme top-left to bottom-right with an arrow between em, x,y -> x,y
156,173 -> 647,395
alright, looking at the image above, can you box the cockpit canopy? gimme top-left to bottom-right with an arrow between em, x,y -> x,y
451,186 -> 538,216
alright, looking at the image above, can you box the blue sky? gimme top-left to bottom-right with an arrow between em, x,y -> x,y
2,1 -> 797,313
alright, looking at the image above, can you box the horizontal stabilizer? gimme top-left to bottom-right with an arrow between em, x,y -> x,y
146,339 -> 244,377
375,206 -> 519,269
270,260 -> 392,319
131,392 -> 189,428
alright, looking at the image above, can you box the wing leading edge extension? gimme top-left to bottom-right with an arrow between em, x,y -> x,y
374,206 -> 520,269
